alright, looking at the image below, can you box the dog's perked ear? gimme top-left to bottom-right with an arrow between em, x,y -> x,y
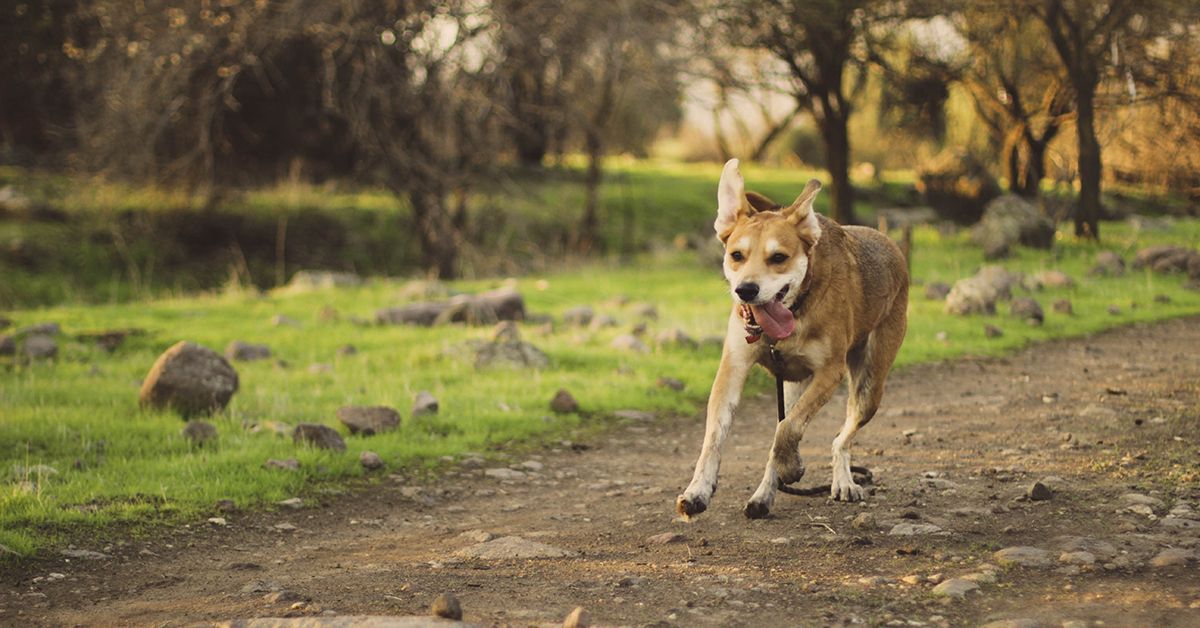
782,178 -> 823,247
714,158 -> 751,242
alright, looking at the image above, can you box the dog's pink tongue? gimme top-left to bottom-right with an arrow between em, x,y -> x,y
750,301 -> 795,340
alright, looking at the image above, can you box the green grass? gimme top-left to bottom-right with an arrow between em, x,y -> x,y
4,215 -> 1200,559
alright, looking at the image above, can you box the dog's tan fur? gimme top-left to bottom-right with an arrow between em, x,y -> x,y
677,159 -> 909,520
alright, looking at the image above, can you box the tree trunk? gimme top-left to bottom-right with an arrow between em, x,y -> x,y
577,129 -> 602,254
1074,85 -> 1102,239
1004,129 -> 1023,195
819,111 -> 855,225
408,187 -> 458,278
1020,138 -> 1049,198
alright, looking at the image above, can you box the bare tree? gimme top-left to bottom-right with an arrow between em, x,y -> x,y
957,6 -> 1071,198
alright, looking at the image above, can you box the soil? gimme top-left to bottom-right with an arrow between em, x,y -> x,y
3,317 -> 1199,627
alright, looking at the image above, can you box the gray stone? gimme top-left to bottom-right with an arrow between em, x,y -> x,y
562,306 -> 595,327
182,420 -> 218,446
430,592 -> 462,620
484,468 -> 526,481
1133,245 -> 1200,274
1120,493 -> 1165,511
888,523 -> 943,536
412,392 -> 439,417
455,536 -> 575,559
337,406 -> 401,436
292,423 -> 346,451
1149,548 -> 1195,568
360,451 -> 384,471
140,341 -> 239,417
22,334 -> 58,359
611,334 -> 648,353
1028,270 -> 1074,289
994,546 -> 1051,568
263,458 -> 300,471
946,266 -> 1021,316
588,314 -> 619,330
1026,481 -> 1052,501
473,337 -> 550,370
930,578 -> 979,598
0,335 -> 13,356
1059,551 -> 1096,565
226,341 -> 272,362
1052,299 -> 1073,315
1053,536 -> 1118,561
924,282 -> 951,300
971,194 -> 1055,259
613,409 -> 655,421
15,322 -> 60,337
1090,251 -> 1126,276
336,344 -> 358,357
984,324 -> 1003,338
1010,297 -> 1044,325
60,548 -> 110,560
550,389 -> 579,413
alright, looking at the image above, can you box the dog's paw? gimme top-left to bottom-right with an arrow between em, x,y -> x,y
742,500 -> 771,519
831,480 -> 864,502
676,494 -> 708,519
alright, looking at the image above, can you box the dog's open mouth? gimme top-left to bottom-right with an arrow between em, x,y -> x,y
741,286 -> 795,341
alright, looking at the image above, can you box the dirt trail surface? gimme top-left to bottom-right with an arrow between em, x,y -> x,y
4,318 -> 1200,627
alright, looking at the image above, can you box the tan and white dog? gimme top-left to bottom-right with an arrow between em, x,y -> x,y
677,159 -> 909,520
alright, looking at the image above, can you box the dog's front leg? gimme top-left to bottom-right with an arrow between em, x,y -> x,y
676,327 -> 755,519
744,364 -> 844,519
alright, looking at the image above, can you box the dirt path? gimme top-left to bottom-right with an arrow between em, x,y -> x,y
4,318 -> 1200,627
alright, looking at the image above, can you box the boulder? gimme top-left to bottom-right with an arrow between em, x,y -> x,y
473,333 -> 550,370
22,335 -> 57,359
360,451 -> 385,470
336,406 -> 401,436
182,420 -> 219,446
225,341 -> 271,361
945,266 -> 1021,316
1132,245 -> 1200,274
550,389 -> 580,413
0,335 -> 13,356
971,194 -> 1055,259
1010,297 -> 1044,325
655,328 -> 697,349
455,535 -> 576,559
916,149 -> 1002,224
412,391 -> 439,416
1090,251 -> 1126,277
292,423 -> 346,451
1027,270 -> 1074,290
377,288 -> 525,327
1052,299 -> 1073,315
562,306 -> 595,327
139,341 -> 239,417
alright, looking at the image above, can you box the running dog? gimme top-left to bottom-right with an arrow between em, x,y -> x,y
677,159 -> 908,520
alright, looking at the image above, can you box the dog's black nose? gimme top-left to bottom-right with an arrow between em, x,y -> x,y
735,282 -> 759,302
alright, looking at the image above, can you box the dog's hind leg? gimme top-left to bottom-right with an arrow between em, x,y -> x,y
832,306 -> 906,501
744,366 -> 843,519
677,333 -> 756,519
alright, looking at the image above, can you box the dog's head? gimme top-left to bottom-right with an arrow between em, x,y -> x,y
713,158 -> 822,340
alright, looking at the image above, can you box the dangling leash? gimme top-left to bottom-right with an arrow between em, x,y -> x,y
741,306 -> 873,497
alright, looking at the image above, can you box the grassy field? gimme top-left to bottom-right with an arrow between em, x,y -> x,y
0,160 -> 926,308
3,211 -> 1200,559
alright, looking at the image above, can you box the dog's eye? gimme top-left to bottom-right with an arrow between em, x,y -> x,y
768,253 -> 790,265
729,251 -> 744,262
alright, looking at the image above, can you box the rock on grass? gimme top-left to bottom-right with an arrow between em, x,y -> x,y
336,406 -> 401,436
550,389 -> 579,413
292,423 -> 346,451
139,341 -> 239,417
182,420 -> 218,446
